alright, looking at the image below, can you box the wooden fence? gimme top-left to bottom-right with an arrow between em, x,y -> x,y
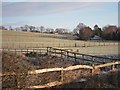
1,47 -> 120,89
3,47 -> 119,65
27,61 -> 120,89
1,61 -> 120,89
2,41 -> 118,49
47,47 -> 119,65
2,48 -> 47,55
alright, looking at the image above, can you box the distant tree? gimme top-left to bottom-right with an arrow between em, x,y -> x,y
102,25 -> 118,40
36,27 -> 40,32
73,23 -> 86,35
117,27 -> 120,40
20,26 -> 24,31
29,26 -> 33,31
24,25 -> 30,32
93,25 -> 103,37
45,28 -> 54,33
0,26 -> 7,30
9,26 -> 13,30
78,26 -> 94,40
40,26 -> 45,33
29,26 -> 35,32
73,23 -> 94,40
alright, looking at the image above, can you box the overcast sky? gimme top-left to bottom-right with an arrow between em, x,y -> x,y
1,1 -> 118,31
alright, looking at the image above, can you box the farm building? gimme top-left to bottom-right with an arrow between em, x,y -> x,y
45,28 -> 54,33
90,35 -> 103,40
55,28 -> 68,34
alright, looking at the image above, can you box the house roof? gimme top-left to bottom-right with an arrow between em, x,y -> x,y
91,35 -> 102,40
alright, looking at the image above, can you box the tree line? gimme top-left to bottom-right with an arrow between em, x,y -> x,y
73,23 -> 120,41
1,23 -> 120,41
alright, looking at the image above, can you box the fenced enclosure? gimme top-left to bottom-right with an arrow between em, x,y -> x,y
47,47 -> 119,65
2,41 -> 118,49
2,29 -> 118,49
2,47 -> 120,89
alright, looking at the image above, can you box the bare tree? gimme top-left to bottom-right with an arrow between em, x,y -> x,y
9,26 -> 13,30
40,26 -> 45,33
73,23 -> 86,35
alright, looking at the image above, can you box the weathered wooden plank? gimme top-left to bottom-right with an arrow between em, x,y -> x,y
28,81 -> 62,89
63,65 -> 93,70
28,68 -> 62,74
95,61 -> 120,68
28,65 -> 93,75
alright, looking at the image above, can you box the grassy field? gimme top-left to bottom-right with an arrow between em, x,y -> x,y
1,30 -> 119,55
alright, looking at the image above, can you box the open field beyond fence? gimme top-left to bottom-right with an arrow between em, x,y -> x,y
1,30 -> 118,48
1,30 -> 119,56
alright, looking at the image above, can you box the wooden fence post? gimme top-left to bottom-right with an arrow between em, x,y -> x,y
84,42 -> 85,47
61,67 -> 64,82
81,54 -> 84,64
92,64 -> 95,73
14,49 -> 16,52
61,50 -> 62,58
92,57 -> 95,65
33,49 -> 34,53
47,47 -> 49,55
76,49 -> 79,52
40,49 -> 41,55
27,49 -> 28,54
55,49 -> 56,56
112,61 -> 115,70
48,47 -> 52,56
75,43 -> 76,47
74,53 -> 76,62
67,51 -> 69,59
21,49 -> 22,53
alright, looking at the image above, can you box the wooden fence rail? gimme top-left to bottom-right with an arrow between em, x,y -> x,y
95,61 -> 120,69
28,65 -> 93,75
1,61 -> 120,89
2,47 -> 120,66
1,47 -> 120,89
47,47 -> 119,65
2,41 -> 118,49
2,48 -> 47,54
